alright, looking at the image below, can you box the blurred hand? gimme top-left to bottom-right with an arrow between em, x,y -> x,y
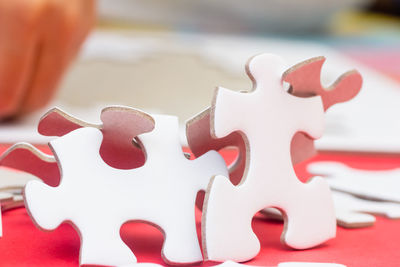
0,0 -> 96,120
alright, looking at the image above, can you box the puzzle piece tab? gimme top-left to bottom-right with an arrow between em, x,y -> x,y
23,114 -> 228,266
202,54 -> 336,262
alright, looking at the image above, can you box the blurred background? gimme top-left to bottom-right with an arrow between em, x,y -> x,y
1,0 -> 400,152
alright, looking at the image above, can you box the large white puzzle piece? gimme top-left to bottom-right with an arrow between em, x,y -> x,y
186,108 -> 246,186
202,54 -> 336,262
308,161 -> 400,203
0,167 -> 41,192
23,114 -> 228,266
262,190 -> 400,228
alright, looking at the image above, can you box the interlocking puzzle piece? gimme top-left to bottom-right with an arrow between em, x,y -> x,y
38,106 -> 154,169
0,192 -> 14,237
308,161 -> 400,203
186,56 -> 362,187
202,54 -> 336,262
23,114 -> 228,266
262,190 -> 400,228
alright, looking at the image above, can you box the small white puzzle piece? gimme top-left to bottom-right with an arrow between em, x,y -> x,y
308,161 -> 400,203
262,190 -> 400,228
202,54 -> 336,262
333,191 -> 400,228
23,113 -> 228,266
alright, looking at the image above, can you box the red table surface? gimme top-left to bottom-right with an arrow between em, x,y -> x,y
1,146 -> 400,267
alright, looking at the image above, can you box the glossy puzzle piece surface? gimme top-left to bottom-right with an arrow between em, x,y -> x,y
38,106 -> 154,169
262,190 -> 400,228
202,54 -> 336,262
308,161 -> 400,203
23,114 -> 228,266
186,56 -> 362,188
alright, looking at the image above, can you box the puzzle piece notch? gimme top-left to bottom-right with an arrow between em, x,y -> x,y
262,190 -> 400,228
333,191 -> 400,228
285,57 -> 362,162
24,114 -> 229,266
202,53 -> 336,262
308,161 -> 400,203
38,106 -> 154,169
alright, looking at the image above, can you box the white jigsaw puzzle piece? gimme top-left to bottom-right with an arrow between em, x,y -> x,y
24,114 -> 228,266
202,53 -> 336,263
263,190 -> 400,228
333,191 -> 400,228
308,161 -> 400,203
277,263 -> 345,267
